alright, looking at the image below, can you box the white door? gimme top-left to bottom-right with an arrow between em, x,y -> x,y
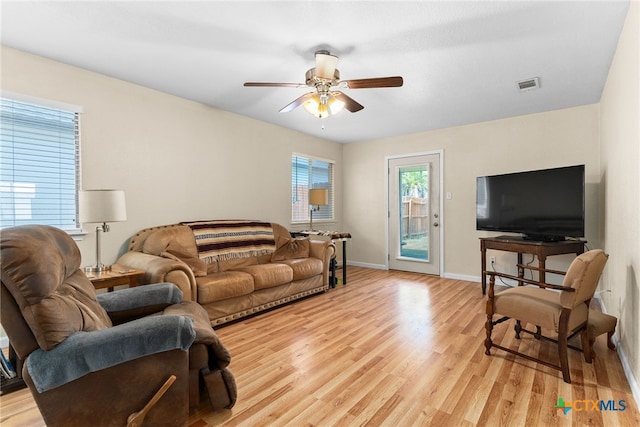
388,153 -> 441,275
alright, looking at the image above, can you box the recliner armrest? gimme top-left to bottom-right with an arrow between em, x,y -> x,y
97,282 -> 183,324
26,315 -> 195,393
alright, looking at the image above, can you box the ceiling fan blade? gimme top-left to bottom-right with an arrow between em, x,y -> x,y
244,82 -> 306,88
315,51 -> 338,79
344,76 -> 404,89
332,91 -> 364,113
279,92 -> 316,113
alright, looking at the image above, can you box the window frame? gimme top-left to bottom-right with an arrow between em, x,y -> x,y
291,153 -> 335,225
1,91 -> 83,235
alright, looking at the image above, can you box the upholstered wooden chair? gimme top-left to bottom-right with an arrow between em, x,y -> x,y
0,225 -> 236,426
484,249 -> 608,383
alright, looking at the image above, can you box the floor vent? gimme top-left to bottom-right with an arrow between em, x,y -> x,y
517,77 -> 540,92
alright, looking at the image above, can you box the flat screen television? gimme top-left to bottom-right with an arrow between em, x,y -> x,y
476,165 -> 585,241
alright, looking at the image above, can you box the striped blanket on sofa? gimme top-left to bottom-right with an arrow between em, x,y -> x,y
181,220 -> 275,263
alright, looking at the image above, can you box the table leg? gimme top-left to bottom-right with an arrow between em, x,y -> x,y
481,242 -> 487,295
342,240 -> 347,285
330,257 -> 337,288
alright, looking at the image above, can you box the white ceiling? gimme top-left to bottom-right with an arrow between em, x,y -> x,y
0,1 -> 630,144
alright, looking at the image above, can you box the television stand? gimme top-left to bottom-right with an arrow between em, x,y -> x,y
480,236 -> 586,295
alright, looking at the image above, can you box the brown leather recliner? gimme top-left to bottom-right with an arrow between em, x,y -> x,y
0,225 -> 237,426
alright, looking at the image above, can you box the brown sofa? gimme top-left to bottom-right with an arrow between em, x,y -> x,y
117,221 -> 335,326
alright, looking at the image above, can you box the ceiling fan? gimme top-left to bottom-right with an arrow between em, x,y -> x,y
244,50 -> 403,119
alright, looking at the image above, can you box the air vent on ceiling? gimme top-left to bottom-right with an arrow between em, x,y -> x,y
517,77 -> 540,92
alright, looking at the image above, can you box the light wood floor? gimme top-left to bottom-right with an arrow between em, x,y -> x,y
1,267 -> 638,426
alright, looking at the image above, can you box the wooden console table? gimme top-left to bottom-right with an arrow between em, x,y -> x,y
480,236 -> 586,295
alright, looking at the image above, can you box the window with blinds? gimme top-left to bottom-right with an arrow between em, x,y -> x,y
291,154 -> 334,223
0,97 -> 81,231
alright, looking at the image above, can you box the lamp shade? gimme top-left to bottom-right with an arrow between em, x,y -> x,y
309,188 -> 329,206
79,190 -> 127,223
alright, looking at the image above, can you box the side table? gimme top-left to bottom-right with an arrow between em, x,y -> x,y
86,264 -> 145,292
291,230 -> 351,287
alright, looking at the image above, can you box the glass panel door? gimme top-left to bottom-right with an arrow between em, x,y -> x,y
399,164 -> 430,261
388,153 -> 440,275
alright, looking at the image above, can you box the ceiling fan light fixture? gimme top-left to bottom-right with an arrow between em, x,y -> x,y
316,103 -> 329,119
303,93 -> 345,119
327,94 -> 345,115
303,94 -> 321,117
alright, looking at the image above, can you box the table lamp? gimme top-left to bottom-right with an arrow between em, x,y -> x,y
79,189 -> 127,272
309,188 -> 328,231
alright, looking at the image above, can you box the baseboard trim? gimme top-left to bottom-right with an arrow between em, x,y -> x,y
611,332 -> 640,411
594,294 -> 640,410
347,261 -> 387,270
443,272 -> 481,282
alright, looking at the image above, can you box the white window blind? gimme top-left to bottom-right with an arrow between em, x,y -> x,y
291,154 -> 334,223
0,97 -> 80,231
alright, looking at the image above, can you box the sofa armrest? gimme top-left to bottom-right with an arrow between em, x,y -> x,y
309,240 -> 336,286
309,239 -> 333,260
117,251 -> 197,301
97,282 -> 183,324
26,315 -> 195,393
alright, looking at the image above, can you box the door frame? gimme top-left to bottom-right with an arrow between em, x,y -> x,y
384,149 -> 444,275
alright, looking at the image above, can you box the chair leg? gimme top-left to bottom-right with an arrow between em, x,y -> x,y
558,311 -> 571,383
514,320 -> 522,339
534,326 -> 542,339
485,314 -> 494,355
558,332 -> 571,383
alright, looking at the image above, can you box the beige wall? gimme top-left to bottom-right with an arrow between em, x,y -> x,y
0,46 -> 343,266
600,0 -> 640,398
343,105 -> 601,278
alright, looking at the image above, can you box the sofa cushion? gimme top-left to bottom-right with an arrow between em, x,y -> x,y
196,272 -> 254,304
233,264 -> 293,290
206,261 -> 220,274
271,223 -> 293,248
143,226 -> 208,276
271,238 -> 310,261
143,226 -> 198,259
274,258 -> 323,281
218,256 -> 259,272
